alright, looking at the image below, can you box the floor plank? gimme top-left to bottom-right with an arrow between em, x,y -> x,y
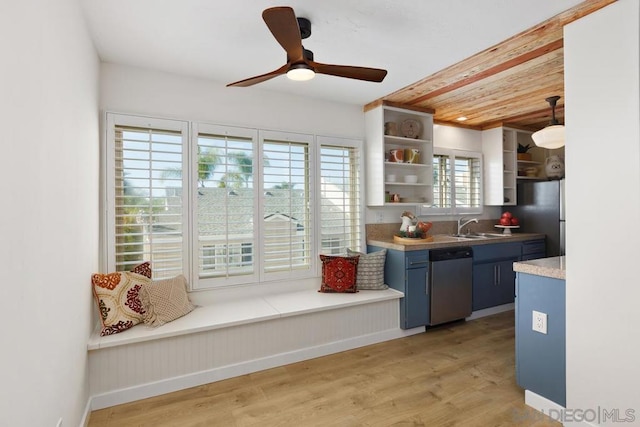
88,311 -> 560,426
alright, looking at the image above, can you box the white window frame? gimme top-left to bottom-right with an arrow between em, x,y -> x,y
258,129 -> 317,284
430,148 -> 483,216
103,112 -> 364,290
191,123 -> 260,289
315,135 -> 366,261
103,113 -> 191,281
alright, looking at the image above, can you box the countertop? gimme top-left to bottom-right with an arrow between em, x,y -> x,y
367,232 -> 545,252
513,256 -> 566,280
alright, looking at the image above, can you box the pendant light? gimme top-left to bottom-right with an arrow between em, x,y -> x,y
532,95 -> 565,149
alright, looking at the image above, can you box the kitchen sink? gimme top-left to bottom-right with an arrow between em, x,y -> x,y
451,233 -> 506,239
476,232 -> 509,238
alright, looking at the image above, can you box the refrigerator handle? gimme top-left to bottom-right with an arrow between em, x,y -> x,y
560,179 -> 566,221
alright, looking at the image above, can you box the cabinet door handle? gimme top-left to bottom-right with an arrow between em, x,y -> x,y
409,260 -> 429,266
497,265 -> 501,285
493,265 -> 498,286
425,271 -> 429,295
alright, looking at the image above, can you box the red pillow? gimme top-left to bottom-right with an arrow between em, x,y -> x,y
319,255 -> 360,293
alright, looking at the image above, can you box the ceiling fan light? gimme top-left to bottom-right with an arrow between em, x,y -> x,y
287,65 -> 315,81
532,124 -> 565,149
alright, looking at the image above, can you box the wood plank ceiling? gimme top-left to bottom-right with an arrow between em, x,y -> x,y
365,0 -> 616,132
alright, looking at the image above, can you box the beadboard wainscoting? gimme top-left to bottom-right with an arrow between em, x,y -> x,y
89,291 -> 417,409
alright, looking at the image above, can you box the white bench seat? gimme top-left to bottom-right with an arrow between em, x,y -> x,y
88,288 -> 404,350
87,285 -> 418,410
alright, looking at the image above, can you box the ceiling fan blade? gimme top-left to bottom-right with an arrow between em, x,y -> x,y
310,61 -> 388,83
226,64 -> 289,87
262,7 -> 304,63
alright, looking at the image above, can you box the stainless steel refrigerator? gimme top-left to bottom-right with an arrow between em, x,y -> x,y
506,179 -> 565,257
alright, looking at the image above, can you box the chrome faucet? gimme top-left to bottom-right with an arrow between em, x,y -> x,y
457,217 -> 478,235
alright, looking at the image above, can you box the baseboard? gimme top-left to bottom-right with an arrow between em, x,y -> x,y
525,389 -> 564,415
89,326 -> 422,411
525,391 -> 610,427
466,303 -> 514,321
80,397 -> 92,427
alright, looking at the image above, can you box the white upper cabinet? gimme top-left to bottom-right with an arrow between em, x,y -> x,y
482,127 -> 520,206
364,103 -> 434,207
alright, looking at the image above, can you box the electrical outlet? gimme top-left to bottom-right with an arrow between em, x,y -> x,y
532,310 -> 547,334
375,212 -> 384,223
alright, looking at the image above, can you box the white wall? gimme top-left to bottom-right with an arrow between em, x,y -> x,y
564,1 -> 640,425
434,123 -> 483,151
0,1 -> 100,427
100,63 -> 365,139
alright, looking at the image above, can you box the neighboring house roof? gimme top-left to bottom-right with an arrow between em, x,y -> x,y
156,185 -> 356,237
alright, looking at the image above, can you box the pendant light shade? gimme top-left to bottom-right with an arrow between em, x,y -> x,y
532,124 -> 565,149
532,96 -> 565,149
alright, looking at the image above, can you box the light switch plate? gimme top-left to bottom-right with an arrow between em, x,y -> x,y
532,310 -> 547,334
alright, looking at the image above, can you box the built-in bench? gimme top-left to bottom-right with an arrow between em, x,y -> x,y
88,281 -> 418,410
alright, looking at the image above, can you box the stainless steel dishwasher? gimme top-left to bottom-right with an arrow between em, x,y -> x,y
429,247 -> 473,326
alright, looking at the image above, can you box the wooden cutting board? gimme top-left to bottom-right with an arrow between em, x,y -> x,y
393,235 -> 434,244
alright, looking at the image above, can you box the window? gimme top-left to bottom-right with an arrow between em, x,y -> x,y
105,114 -> 189,280
105,113 -> 362,289
432,148 -> 483,215
193,123 -> 259,287
260,131 -> 314,280
318,136 -> 363,254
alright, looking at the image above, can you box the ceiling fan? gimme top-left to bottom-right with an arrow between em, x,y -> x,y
227,6 -> 388,87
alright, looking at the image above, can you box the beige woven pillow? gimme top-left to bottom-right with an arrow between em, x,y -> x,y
140,275 -> 195,327
347,249 -> 388,290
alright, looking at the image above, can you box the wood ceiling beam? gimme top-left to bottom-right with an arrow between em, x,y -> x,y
363,0 -> 617,129
406,39 -> 563,105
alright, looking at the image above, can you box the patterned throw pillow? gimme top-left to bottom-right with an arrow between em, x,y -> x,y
347,249 -> 388,290
319,255 -> 360,293
91,262 -> 152,336
139,275 -> 195,327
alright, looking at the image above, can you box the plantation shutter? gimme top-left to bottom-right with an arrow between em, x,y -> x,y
107,114 -> 188,279
260,131 -> 314,277
432,149 -> 483,214
453,154 -> 482,210
318,137 -> 363,254
432,153 -> 452,209
192,123 -> 259,288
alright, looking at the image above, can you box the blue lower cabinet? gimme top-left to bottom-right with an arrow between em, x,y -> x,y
521,238 -> 546,261
369,246 -> 429,329
404,263 -> 429,328
515,272 -> 566,406
472,258 -> 518,310
369,239 -> 546,329
472,242 -> 521,311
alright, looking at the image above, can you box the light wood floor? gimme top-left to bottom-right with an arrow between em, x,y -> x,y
88,310 -> 560,426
